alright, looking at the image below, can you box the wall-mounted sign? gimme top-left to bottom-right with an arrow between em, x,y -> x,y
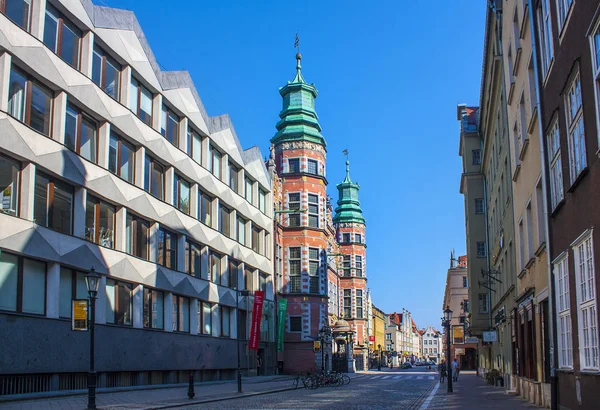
369,336 -> 375,342
313,340 -> 321,352
72,299 -> 88,331
465,337 -> 479,344
483,331 -> 497,342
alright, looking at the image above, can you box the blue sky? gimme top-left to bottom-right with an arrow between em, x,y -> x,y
100,0 -> 487,329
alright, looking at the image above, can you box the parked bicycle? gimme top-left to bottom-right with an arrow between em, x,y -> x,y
292,372 -> 313,389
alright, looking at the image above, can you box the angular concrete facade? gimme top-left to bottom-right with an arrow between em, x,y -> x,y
0,0 -> 273,396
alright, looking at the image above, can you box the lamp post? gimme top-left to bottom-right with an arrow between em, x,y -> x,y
377,344 -> 382,371
85,268 -> 100,410
236,288 -> 250,393
442,306 -> 453,393
319,325 -> 332,372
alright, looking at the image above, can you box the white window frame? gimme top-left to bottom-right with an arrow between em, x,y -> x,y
475,198 -> 485,214
554,252 -> 573,369
572,230 -> 598,371
538,0 -> 554,77
555,0 -> 574,33
547,120 -> 564,209
588,17 -> 600,152
477,241 -> 487,258
565,71 -> 587,182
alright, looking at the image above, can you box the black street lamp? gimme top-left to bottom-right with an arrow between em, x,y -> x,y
85,268 -> 101,410
318,325 -> 332,373
442,306 -> 453,393
377,344 -> 382,371
236,288 -> 250,393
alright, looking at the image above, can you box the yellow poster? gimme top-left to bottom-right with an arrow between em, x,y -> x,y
453,326 -> 464,344
72,300 -> 88,331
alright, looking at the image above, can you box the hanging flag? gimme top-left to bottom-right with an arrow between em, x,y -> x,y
276,299 -> 288,352
249,291 -> 265,351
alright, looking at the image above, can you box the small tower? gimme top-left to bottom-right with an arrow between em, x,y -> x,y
272,52 -> 331,374
333,159 -> 367,359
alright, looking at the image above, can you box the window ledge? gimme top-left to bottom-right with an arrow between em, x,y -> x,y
508,81 -> 516,104
513,47 -> 523,77
550,199 -> 565,218
527,107 -> 538,135
579,369 -> 600,375
567,167 -> 589,193
518,268 -> 528,279
512,164 -> 522,182
534,242 -> 547,257
519,138 -> 530,161
525,257 -> 536,270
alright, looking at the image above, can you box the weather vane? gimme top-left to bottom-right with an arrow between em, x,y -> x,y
294,32 -> 300,53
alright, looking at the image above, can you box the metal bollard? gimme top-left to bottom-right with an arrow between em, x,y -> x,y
188,371 -> 195,399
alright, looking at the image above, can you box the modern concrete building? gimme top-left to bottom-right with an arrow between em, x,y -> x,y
531,1 -> 600,409
442,255 -> 478,370
0,0 -> 274,396
500,0 -> 550,406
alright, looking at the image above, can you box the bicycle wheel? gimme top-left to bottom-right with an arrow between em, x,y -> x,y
335,375 -> 344,387
343,375 -> 350,385
293,378 -> 299,389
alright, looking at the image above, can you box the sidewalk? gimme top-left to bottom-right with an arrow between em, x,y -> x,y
0,375 -> 301,410
423,371 -> 537,409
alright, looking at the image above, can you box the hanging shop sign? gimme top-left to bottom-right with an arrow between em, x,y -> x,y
276,299 -> 288,352
249,291 -> 265,351
483,331 -> 497,342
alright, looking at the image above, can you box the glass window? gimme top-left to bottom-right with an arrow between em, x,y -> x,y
125,213 -> 150,260
258,189 -> 266,213
221,306 -> 231,337
161,105 -> 179,146
2,0 -> 31,31
355,255 -> 363,276
58,267 -> 87,318
307,159 -> 318,175
308,194 -> 319,228
0,252 -> 18,312
185,240 -> 202,278
157,228 -> 177,270
288,193 -> 301,227
229,259 -> 239,290
172,294 -> 190,333
290,316 -> 302,332
209,146 -> 222,179
174,174 -> 190,214
288,158 -> 300,173
21,258 -> 45,315
0,154 -> 20,216
565,74 -> 586,181
65,103 -> 98,163
8,68 -> 53,136
0,253 -> 46,314
130,78 -> 153,126
244,266 -> 254,291
187,128 -> 201,164
210,252 -> 221,284
200,301 -> 212,335
108,133 -> 135,183
237,216 -> 246,244
144,156 -> 164,200
252,225 -> 260,253
92,46 -> 121,100
229,164 -> 239,192
85,195 -> 115,248
219,204 -> 230,236
143,288 -> 164,329
105,279 -> 133,325
308,247 -> 319,276
43,5 -> 81,69
34,172 -> 73,234
472,149 -> 481,165
477,241 -> 487,258
245,177 -> 253,203
199,191 -> 212,226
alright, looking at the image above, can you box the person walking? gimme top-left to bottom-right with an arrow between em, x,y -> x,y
439,360 -> 447,383
256,354 -> 262,376
452,358 -> 460,382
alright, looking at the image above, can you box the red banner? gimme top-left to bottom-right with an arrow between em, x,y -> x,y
248,291 -> 265,351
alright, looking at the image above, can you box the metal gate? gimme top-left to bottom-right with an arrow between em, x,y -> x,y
332,352 -> 347,373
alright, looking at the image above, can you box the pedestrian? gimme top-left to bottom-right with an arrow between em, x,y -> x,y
256,355 -> 262,376
452,358 -> 460,382
439,360 -> 447,384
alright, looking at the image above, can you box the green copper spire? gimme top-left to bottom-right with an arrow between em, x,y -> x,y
333,160 -> 366,225
271,53 -> 326,146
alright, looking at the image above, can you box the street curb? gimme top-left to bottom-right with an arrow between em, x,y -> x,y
146,386 -> 297,409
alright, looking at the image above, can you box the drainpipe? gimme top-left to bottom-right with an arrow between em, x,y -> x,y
527,1 -> 557,408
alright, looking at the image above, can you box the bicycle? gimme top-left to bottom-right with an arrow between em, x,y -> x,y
292,372 -> 313,389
